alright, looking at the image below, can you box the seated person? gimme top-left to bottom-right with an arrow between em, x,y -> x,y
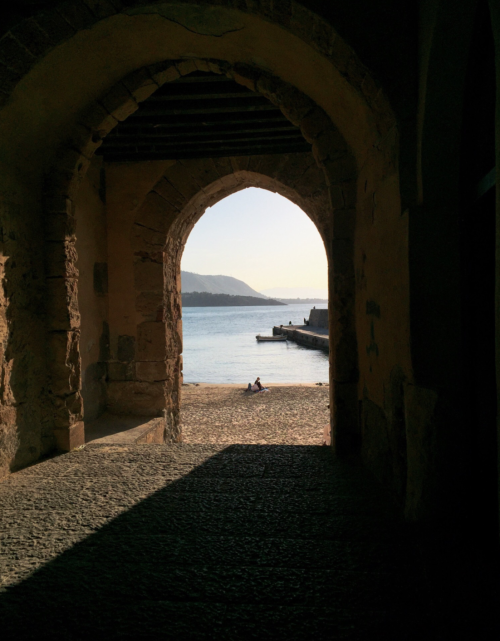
247,377 -> 264,392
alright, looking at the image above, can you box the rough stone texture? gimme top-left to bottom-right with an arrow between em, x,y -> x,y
181,385 -> 330,445
1,441 -> 497,637
0,443 -> 429,640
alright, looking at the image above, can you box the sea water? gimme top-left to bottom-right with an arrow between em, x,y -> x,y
182,303 -> 329,383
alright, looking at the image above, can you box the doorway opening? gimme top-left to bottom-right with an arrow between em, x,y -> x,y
179,186 -> 330,445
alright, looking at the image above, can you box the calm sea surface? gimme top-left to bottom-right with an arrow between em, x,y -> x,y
182,303 -> 329,383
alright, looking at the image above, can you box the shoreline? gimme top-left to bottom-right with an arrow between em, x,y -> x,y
182,382 -> 329,387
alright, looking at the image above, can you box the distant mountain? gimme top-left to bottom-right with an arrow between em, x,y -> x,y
182,292 -> 285,307
276,298 -> 328,304
260,287 -> 328,299
181,271 -> 267,298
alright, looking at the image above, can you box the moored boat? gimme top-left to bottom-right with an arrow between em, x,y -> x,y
256,334 -> 287,342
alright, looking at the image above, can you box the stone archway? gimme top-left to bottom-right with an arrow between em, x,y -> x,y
0,3 -> 409,511
107,153 -> 334,441
46,59 -> 361,455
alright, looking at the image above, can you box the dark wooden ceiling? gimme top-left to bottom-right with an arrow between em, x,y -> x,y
96,72 -> 310,163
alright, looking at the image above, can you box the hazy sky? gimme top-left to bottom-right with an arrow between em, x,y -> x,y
181,188 -> 327,292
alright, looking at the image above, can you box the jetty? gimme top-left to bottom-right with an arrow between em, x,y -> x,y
273,308 -> 329,351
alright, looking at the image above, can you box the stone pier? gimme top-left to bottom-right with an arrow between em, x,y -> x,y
273,324 -> 329,351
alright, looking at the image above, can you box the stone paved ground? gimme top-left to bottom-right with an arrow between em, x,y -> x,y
181,384 -> 330,445
0,443 -> 430,640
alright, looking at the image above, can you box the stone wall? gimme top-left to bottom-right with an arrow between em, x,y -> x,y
103,150 -> 333,443
309,308 -> 328,328
74,157 -> 108,423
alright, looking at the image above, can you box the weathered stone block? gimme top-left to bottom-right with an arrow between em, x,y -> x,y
80,102 -> 118,136
300,107 -> 332,143
136,291 -> 163,318
117,335 -> 135,362
51,392 -> 83,429
293,164 -> 325,197
256,75 -> 281,106
312,128 -> 347,163
136,361 -> 167,382
278,87 -> 313,126
211,156 -> 234,178
100,82 -> 139,122
47,330 -> 81,397
137,322 -> 166,361
122,67 -> 159,103
131,224 -> 165,253
136,191 -> 172,233
148,61 -> 180,87
45,278 -> 80,330
69,122 -> 103,159
53,420 -> 85,452
163,163 -> 201,200
134,258 -> 163,291
108,361 -> 135,381
230,156 -> 250,172
175,60 -> 198,76
330,33 -> 354,75
45,241 -> 78,278
153,177 -> 184,211
107,381 -> 166,416
181,158 -> 220,189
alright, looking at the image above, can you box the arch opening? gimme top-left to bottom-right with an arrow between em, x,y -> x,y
178,186 -> 330,445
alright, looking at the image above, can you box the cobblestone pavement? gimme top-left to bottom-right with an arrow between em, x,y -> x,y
0,443 -> 430,640
181,385 -> 330,445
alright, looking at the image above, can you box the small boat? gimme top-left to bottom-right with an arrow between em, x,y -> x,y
256,334 -> 288,342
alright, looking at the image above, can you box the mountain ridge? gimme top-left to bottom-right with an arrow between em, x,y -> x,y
181,271 -> 267,298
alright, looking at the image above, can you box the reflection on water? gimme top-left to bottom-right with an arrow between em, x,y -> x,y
182,303 -> 329,383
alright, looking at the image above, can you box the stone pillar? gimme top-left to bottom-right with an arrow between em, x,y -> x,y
44,196 -> 85,451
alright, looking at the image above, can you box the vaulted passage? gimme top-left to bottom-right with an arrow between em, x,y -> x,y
0,0 -> 499,637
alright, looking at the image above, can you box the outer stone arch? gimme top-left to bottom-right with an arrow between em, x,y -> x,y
0,2 -> 409,503
43,57 -> 362,454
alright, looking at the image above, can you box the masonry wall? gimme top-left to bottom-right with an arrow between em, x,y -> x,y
309,308 -> 328,328
74,158 -> 108,423
105,161 -> 174,420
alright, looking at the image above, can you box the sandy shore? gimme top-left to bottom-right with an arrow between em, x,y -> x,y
181,383 -> 330,445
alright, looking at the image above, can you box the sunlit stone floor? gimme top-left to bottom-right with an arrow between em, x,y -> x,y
0,443 -> 433,640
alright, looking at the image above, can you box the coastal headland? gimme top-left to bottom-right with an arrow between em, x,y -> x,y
182,292 -> 285,306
